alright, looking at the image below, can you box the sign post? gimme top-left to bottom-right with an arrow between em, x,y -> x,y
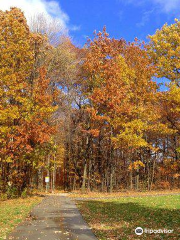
45,176 -> 50,193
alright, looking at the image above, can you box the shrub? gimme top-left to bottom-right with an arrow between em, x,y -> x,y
0,193 -> 8,201
6,186 -> 18,199
21,188 -> 28,198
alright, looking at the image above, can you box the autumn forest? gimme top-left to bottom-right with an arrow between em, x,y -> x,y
0,8 -> 180,197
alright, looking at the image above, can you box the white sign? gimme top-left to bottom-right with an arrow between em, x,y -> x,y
45,177 -> 50,183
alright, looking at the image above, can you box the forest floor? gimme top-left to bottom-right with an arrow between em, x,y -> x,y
77,194 -> 180,240
0,196 -> 42,240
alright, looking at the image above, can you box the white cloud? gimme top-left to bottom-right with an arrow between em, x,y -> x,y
0,0 -> 69,33
136,9 -> 154,27
119,0 -> 180,28
153,0 -> 180,13
117,0 -> 145,6
119,0 -> 180,14
70,25 -> 81,31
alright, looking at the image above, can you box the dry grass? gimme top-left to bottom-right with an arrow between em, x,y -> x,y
69,189 -> 180,199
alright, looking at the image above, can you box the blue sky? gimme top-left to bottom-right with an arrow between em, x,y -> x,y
59,0 -> 180,46
1,0 -> 179,46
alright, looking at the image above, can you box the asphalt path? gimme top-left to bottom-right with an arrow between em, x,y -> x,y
7,194 -> 97,240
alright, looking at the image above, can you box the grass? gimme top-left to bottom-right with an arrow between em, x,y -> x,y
0,196 -> 43,240
70,189 -> 180,199
77,195 -> 180,240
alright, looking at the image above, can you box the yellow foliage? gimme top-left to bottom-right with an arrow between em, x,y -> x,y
128,160 -> 145,171
148,19 -> 180,85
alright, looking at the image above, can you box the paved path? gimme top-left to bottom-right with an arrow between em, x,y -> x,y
7,194 -> 97,240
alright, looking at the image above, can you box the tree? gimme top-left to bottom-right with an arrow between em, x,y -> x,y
0,7 -> 34,193
148,19 -> 180,186
148,19 -> 180,87
0,8 -> 59,195
81,28 -> 160,191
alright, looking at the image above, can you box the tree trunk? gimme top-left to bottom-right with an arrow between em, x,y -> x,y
150,158 -> 156,190
82,161 -> 87,191
130,170 -> 133,190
